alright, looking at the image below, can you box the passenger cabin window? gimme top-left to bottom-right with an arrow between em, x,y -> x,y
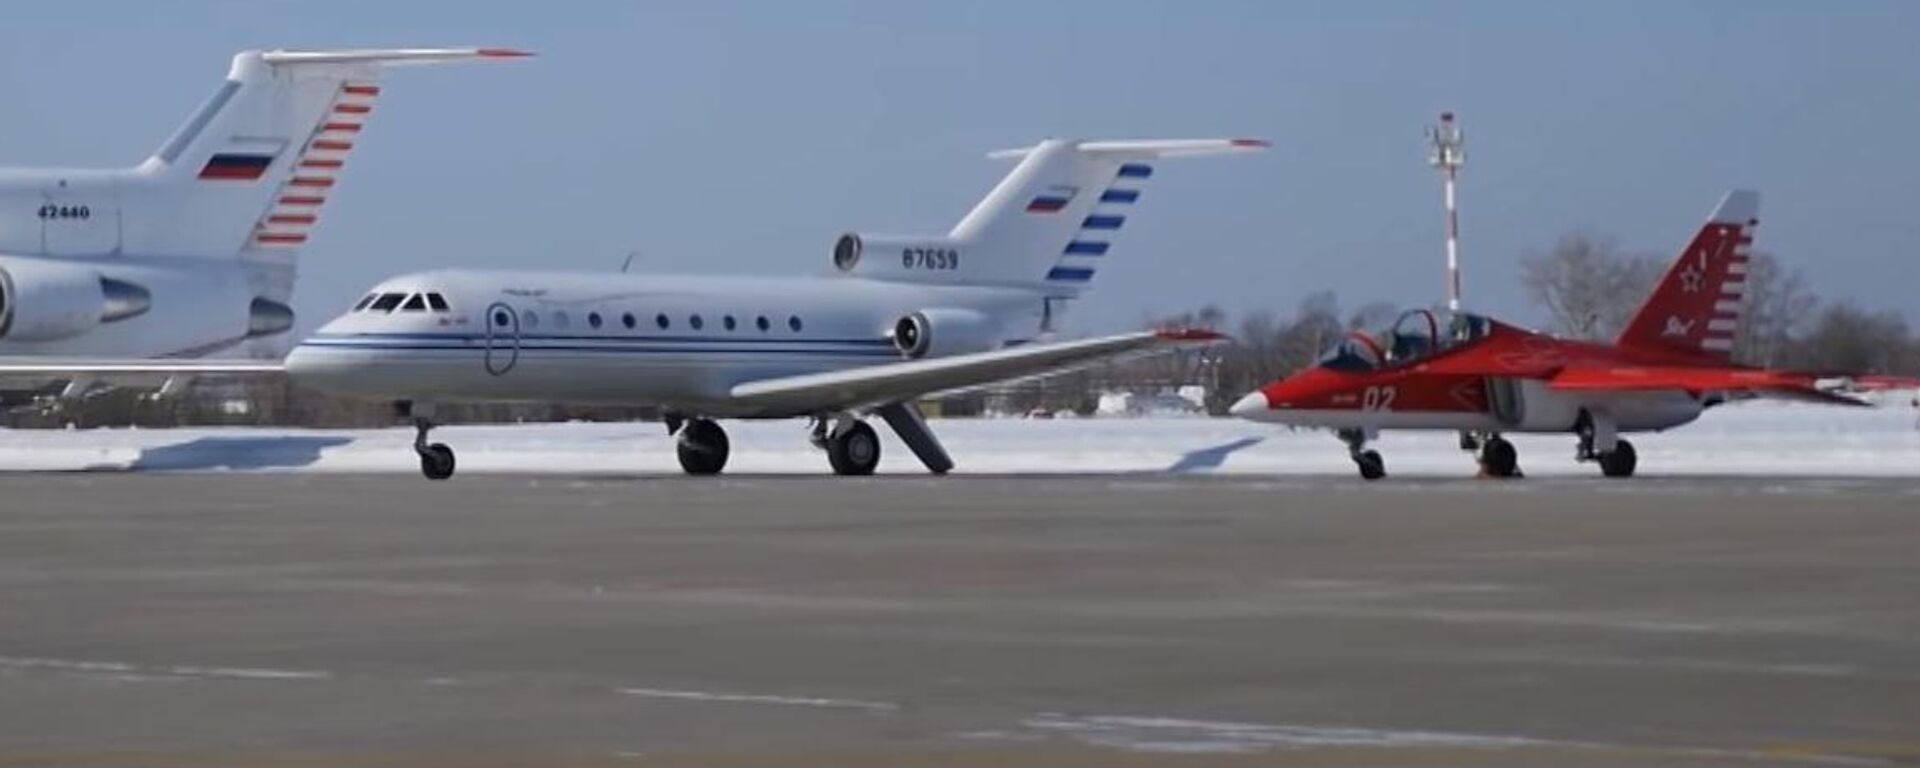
553,311 -> 571,329
493,309 -> 511,327
756,315 -> 770,332
426,293 -> 450,312
788,315 -> 803,332
723,315 -> 737,331
522,309 -> 541,329
655,313 -> 670,330
401,294 -> 428,312
588,312 -> 603,329
689,315 -> 704,330
369,293 -> 407,313
622,313 -> 637,329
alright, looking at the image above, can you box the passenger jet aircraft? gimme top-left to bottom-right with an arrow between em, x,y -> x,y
7,137 -> 1259,477
0,47 -> 520,399
1230,191 -> 1872,480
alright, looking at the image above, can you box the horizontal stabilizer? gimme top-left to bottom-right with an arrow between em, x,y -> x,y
258,48 -> 534,67
988,138 -> 1270,160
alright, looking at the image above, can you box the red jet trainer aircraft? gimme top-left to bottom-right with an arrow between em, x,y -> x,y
1230,190 -> 1873,480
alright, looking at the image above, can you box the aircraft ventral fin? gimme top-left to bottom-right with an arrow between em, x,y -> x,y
727,329 -> 1224,413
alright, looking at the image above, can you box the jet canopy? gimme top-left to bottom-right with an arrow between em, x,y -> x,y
1316,309 -> 1495,372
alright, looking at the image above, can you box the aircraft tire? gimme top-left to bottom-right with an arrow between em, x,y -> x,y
418,443 -> 456,481
1355,450 -> 1386,481
677,419 -> 730,475
827,421 -> 881,476
1598,439 -> 1637,478
1480,436 -> 1520,478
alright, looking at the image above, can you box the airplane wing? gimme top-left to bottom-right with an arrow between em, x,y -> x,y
1547,365 -> 1870,406
0,358 -> 283,390
727,329 -> 1223,415
0,359 -> 283,374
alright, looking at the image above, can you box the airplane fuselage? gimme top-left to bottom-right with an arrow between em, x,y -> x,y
286,270 -> 1052,418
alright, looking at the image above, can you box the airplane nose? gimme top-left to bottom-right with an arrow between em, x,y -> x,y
1229,390 -> 1270,419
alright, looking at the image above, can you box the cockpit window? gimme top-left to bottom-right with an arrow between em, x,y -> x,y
368,293 -> 407,312
1318,332 -> 1384,373
426,293 -> 450,312
400,294 -> 428,312
1388,309 -> 1440,363
353,294 -> 377,311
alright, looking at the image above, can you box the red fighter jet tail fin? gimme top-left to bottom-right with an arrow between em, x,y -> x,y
1615,190 -> 1760,361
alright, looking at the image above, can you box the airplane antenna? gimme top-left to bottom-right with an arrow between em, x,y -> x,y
1426,111 -> 1466,313
620,249 -> 641,273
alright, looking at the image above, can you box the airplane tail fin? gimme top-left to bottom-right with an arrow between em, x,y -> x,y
833,138 -> 1264,296
130,48 -> 528,262
957,138 -> 1266,295
1615,190 -> 1760,360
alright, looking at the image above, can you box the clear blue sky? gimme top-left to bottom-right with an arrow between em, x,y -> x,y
1,1 -> 1915,335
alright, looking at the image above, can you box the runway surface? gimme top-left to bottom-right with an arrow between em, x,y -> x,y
0,473 -> 1916,766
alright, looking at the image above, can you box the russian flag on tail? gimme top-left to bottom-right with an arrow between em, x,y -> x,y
198,153 -> 276,181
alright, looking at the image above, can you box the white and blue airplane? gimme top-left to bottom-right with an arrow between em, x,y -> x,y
0,46 -> 522,398
7,137 -> 1262,477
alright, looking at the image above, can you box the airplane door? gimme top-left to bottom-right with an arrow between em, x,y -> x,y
483,301 -> 521,375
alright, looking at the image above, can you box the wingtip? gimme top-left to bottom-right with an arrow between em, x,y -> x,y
1155,327 -> 1230,343
477,48 -> 536,58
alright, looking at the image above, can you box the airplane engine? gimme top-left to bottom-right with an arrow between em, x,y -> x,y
891,308 -> 1000,359
832,233 -> 964,280
0,256 -> 152,342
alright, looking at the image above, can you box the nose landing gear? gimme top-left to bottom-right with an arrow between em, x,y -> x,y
1339,428 -> 1386,480
412,415 -> 455,480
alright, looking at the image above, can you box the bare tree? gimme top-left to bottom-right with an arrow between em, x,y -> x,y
1520,234 -> 1662,340
1733,252 -> 1819,367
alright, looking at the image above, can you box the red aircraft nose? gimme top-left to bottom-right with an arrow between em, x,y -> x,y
1232,369 -> 1345,421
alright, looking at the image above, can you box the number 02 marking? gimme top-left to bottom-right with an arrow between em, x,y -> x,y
1361,385 -> 1397,412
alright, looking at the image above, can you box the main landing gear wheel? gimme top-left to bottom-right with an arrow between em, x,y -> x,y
1478,435 -> 1521,479
1598,439 -> 1637,478
676,418 -> 730,475
1355,449 -> 1386,481
827,420 -> 881,476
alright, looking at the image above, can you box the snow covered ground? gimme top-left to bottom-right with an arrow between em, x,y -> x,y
1,398 -> 1917,477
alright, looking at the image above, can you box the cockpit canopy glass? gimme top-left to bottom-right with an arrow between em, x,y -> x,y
1317,331 -> 1385,373
356,292 -> 452,314
1318,310 -> 1497,372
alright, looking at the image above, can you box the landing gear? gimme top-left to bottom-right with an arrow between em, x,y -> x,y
825,420 -> 881,476
675,418 -> 730,475
1574,409 -> 1636,478
1598,439 -> 1637,478
1340,428 -> 1385,481
412,415 -> 455,480
1477,434 -> 1521,478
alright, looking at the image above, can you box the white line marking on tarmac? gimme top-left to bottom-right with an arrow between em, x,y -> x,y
1021,713 -> 1559,754
614,686 -> 899,712
0,656 -> 331,682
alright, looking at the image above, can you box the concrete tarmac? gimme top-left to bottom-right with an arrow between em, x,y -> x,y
0,473 -> 1916,766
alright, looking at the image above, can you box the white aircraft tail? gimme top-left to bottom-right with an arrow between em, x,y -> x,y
130,48 -> 528,261
834,138 -> 1264,296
